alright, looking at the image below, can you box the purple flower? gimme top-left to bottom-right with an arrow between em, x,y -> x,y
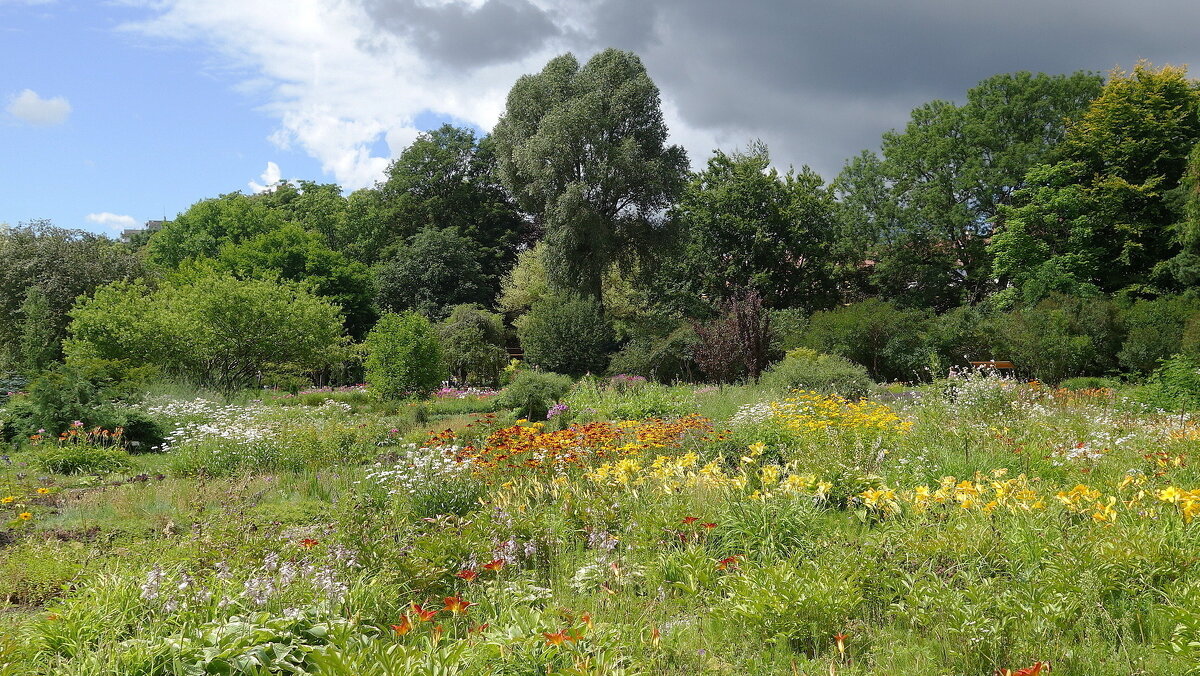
546,403 -> 569,419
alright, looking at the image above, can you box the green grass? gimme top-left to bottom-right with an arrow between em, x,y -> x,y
3,376 -> 1200,674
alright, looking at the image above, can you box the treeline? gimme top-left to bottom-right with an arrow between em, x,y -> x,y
2,52 -> 1200,392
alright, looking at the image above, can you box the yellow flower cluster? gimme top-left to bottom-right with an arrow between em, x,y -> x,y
769,392 -> 913,435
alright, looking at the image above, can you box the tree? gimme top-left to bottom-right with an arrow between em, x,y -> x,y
992,64 -> 1200,296
673,145 -> 838,311
492,49 -> 689,304
364,312 -> 444,399
691,290 -> 772,384
0,221 -> 143,369
518,294 -> 613,377
66,274 -> 346,392
145,193 -> 289,268
438,304 -> 508,387
373,227 -> 491,320
854,71 -> 1103,306
253,180 -> 349,249
211,223 -> 375,338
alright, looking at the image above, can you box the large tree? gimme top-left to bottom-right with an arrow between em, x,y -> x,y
492,49 -> 688,305
840,71 -> 1103,307
991,63 -> 1200,298
0,221 -> 143,370
673,144 -> 839,311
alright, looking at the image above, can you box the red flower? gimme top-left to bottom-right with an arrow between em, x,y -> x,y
701,522 -> 717,530
468,623 -> 489,634
834,632 -> 848,656
716,555 -> 741,571
444,596 -> 473,614
544,631 -> 568,646
298,538 -> 319,549
410,602 -> 438,622
682,516 -> 699,525
455,569 -> 478,582
482,559 -> 506,572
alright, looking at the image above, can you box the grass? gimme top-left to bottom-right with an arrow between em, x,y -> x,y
1,375 -> 1200,674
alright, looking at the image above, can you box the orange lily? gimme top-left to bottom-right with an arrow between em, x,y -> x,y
455,569 -> 478,582
410,602 -> 438,622
390,615 -> 412,635
444,596 -> 473,614
482,559 -> 506,572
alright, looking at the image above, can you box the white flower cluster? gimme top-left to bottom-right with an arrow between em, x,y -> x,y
729,401 -> 774,427
363,444 -> 471,497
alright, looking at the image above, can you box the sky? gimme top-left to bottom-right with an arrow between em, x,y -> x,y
3,0 -> 1199,236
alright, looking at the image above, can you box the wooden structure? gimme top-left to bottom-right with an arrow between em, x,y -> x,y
969,360 -> 1014,370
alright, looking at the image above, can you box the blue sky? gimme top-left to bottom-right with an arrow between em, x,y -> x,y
3,0 -> 1197,237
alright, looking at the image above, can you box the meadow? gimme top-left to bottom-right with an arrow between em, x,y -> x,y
2,373 -> 1199,675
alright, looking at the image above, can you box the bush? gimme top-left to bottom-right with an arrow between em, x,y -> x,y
1058,376 -> 1121,391
692,290 -> 772,384
799,299 -> 932,382
438,304 -> 508,387
518,294 -> 613,377
495,370 -> 573,420
606,324 -> 698,383
1136,353 -> 1200,412
34,442 -> 132,474
1,361 -> 160,444
760,348 -> 876,398
364,312 -> 444,399
1118,295 -> 1200,375
989,293 -> 1120,384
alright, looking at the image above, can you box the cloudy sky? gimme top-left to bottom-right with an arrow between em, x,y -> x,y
3,0 -> 1198,235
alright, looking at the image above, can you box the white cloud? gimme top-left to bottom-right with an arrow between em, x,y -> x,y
120,1 -> 723,190
6,89 -> 71,126
86,212 -> 138,232
248,160 -> 282,192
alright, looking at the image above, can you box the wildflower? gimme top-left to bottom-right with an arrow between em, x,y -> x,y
0,496 -> 14,504
298,538 -> 319,549
390,615 -> 413,635
71,420 -> 83,428
18,512 -> 32,520
455,569 -> 479,582
995,662 -> 1050,676
834,632 -> 848,657
650,625 -> 661,647
716,555 -> 741,571
682,516 -> 699,525
482,559 -> 506,572
36,487 -> 51,495
444,596 -> 473,614
701,522 -> 717,530
544,631 -> 569,646
410,602 -> 438,622
468,623 -> 489,634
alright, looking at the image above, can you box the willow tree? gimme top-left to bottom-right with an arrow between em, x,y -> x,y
491,49 -> 688,306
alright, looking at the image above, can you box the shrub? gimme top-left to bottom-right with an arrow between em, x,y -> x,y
692,290 -> 772,384
606,324 -> 698,382
34,442 -> 131,474
495,370 -> 573,420
1118,295 -> 1200,375
364,312 -> 444,399
760,348 -> 875,398
517,294 -> 613,377
989,293 -> 1120,384
438,304 -> 508,387
799,299 -> 932,382
1136,353 -> 1200,412
1059,376 -> 1121,391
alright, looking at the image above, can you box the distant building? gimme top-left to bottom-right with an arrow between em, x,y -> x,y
119,219 -> 167,244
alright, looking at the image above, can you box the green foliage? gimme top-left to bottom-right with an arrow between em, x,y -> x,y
364,312 -> 444,399
761,348 -> 875,398
607,323 -> 698,383
34,442 -> 131,474
673,145 -> 838,310
373,227 -> 492,320
1118,295 -> 1200,375
1,361 -> 157,444
211,222 -> 375,338
0,222 -> 143,368
1059,376 -> 1121,390
66,273 -> 346,392
517,295 -> 613,377
989,293 -> 1120,384
493,49 -> 688,302
438,304 -> 508,387
495,369 -> 573,419
145,192 -> 290,269
799,299 -> 932,382
1137,353 -> 1200,411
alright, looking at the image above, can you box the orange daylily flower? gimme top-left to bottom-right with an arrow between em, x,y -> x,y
468,623 -> 489,634
716,555 -> 741,571
455,569 -> 478,582
544,631 -> 569,646
580,612 -> 593,629
650,626 -> 661,647
444,596 -> 473,614
833,632 -> 848,657
482,559 -> 506,572
410,602 -> 438,622
298,538 -> 319,549
701,522 -> 717,530
390,615 -> 413,635
996,662 -> 1050,676
682,516 -> 699,525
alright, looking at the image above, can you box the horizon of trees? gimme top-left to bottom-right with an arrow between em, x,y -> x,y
2,53 -> 1199,387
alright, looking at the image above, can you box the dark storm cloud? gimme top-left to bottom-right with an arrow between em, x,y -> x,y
364,0 -> 1200,178
361,0 -> 563,68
